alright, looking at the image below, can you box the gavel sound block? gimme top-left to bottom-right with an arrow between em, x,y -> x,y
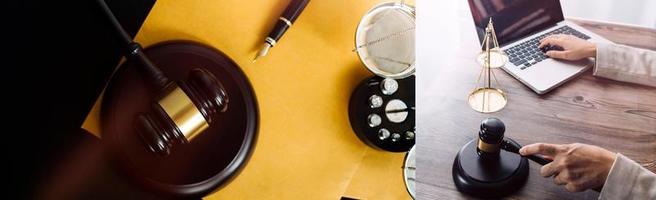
451,118 -> 529,198
101,41 -> 258,197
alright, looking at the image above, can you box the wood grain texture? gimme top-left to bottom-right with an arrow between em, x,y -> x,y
417,18 -> 656,200
567,18 -> 656,51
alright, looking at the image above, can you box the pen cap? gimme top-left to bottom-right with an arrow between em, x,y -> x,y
266,0 -> 310,43
355,2 -> 415,79
282,0 -> 310,23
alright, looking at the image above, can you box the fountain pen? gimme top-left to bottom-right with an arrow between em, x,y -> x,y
253,0 -> 310,62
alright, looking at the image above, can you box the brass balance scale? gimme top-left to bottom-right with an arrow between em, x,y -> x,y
468,19 -> 509,113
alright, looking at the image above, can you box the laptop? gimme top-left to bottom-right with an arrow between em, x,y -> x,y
467,0 -> 611,94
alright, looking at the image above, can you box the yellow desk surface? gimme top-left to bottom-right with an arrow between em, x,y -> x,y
82,0 -> 414,199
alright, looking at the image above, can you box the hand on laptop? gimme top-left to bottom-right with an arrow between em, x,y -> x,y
520,143 -> 615,192
539,34 -> 597,61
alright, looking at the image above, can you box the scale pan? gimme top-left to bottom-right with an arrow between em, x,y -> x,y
468,87 -> 507,113
476,49 -> 508,69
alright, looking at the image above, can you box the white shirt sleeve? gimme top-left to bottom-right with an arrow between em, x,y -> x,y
598,153 -> 656,200
594,43 -> 656,87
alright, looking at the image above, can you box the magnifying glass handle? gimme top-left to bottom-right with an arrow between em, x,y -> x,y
501,138 -> 553,165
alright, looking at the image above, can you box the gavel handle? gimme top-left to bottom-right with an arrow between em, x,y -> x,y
96,0 -> 169,88
126,42 -> 170,88
501,138 -> 553,165
526,154 -> 552,165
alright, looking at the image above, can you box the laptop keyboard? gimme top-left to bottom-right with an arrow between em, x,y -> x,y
504,26 -> 591,70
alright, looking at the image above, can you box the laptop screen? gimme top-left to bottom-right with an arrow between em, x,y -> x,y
468,0 -> 564,46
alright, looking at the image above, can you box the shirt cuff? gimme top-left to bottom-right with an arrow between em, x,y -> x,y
592,42 -> 656,87
599,153 -> 640,200
593,42 -> 615,78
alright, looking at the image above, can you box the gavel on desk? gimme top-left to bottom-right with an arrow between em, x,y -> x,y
98,0 -> 229,156
476,118 -> 552,165
452,117 -> 553,198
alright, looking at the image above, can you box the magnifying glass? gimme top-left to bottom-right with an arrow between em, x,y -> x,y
355,2 -> 415,79
403,145 -> 416,199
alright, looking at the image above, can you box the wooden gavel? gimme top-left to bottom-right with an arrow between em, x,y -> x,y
98,0 -> 228,156
134,66 -> 229,156
477,118 -> 552,165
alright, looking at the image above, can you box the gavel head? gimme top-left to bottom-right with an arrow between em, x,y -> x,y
477,117 -> 505,159
135,68 -> 229,156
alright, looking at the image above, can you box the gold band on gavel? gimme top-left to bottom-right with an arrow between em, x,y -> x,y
477,139 -> 500,153
158,84 -> 209,141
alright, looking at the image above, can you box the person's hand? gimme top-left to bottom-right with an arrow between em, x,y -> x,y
519,143 -> 616,192
539,34 -> 597,60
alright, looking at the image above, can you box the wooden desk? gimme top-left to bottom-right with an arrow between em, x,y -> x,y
417,7 -> 656,200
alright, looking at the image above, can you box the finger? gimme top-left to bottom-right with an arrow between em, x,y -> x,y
562,34 -> 577,39
541,155 -> 555,161
567,171 -> 581,180
538,39 -> 549,48
565,183 -> 584,192
574,176 -> 600,192
520,143 -> 559,157
546,50 -> 571,60
539,37 -> 557,48
551,34 -> 567,39
540,161 -> 561,177
540,34 -> 564,45
540,35 -> 553,43
553,172 -> 568,185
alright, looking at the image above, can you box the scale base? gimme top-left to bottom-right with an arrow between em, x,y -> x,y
452,139 -> 528,198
